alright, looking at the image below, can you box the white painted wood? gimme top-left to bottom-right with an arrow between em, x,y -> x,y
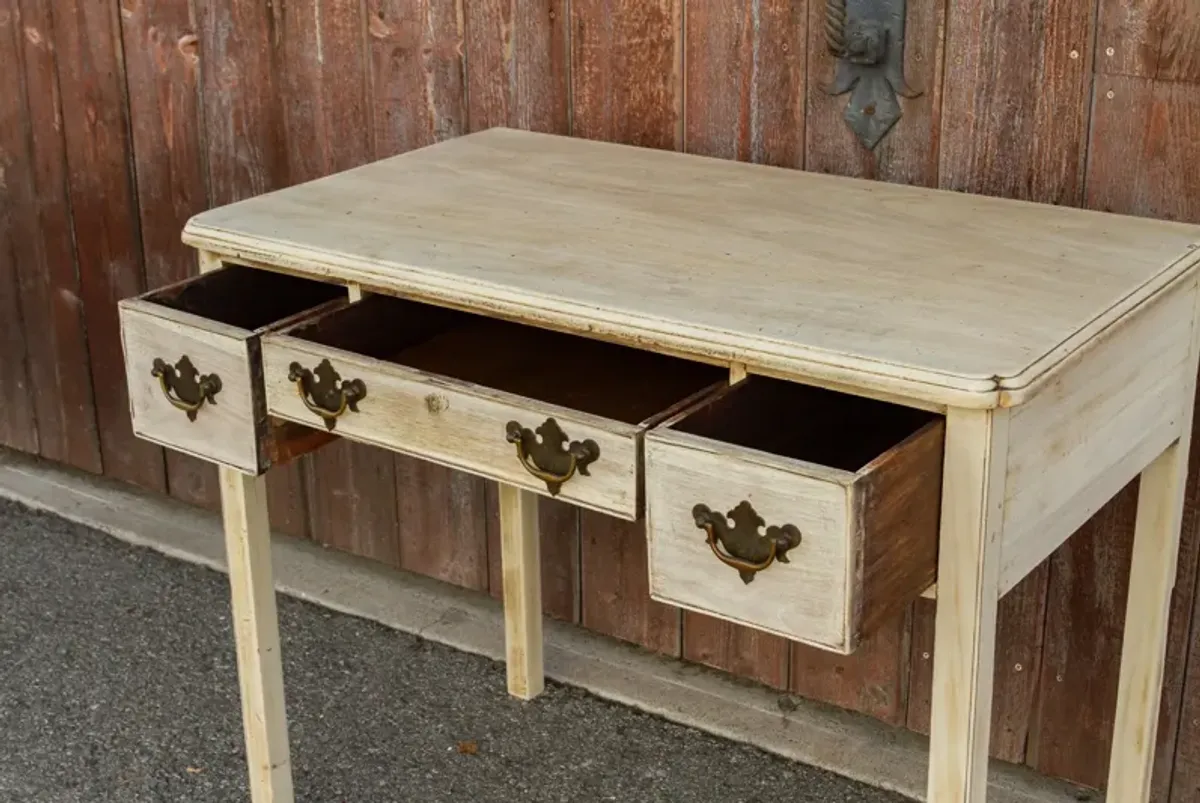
119,299 -> 261,472
219,468 -> 294,803
646,428 -> 856,651
262,336 -> 646,519
499,483 -> 544,700
182,127 -> 1200,409
927,407 -> 1009,803
999,279 -> 1197,594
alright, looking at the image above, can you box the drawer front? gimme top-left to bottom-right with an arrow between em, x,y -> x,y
120,301 -> 260,472
646,435 -> 854,651
262,339 -> 644,518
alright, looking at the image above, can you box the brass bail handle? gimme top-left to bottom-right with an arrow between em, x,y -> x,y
692,501 -> 802,585
505,417 -> 600,496
288,358 -> 366,431
151,355 -> 222,422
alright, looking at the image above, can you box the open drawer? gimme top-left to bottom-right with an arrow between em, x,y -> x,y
118,265 -> 345,473
260,295 -> 727,519
645,377 -> 945,653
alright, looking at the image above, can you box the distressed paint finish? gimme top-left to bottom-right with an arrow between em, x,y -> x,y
119,0 -> 219,509
463,0 -> 570,134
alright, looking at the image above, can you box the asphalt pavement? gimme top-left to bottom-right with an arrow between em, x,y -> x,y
0,497 -> 910,802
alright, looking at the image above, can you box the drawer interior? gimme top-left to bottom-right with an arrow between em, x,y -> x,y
285,294 -> 727,424
146,265 -> 344,331
669,376 -> 940,471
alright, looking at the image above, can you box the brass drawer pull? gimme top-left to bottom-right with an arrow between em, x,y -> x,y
692,501 -> 802,585
288,358 -> 366,431
505,417 -> 600,496
151,355 -> 222,422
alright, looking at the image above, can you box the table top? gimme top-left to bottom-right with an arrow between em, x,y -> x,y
183,127 -> 1200,409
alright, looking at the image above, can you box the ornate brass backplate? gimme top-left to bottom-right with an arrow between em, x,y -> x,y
288,358 -> 367,431
505,417 -> 600,496
692,501 -> 802,585
151,355 -> 222,422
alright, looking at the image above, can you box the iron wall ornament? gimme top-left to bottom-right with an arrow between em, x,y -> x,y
151,355 -> 222,422
505,417 -> 600,496
288,358 -> 367,431
824,0 -> 920,150
692,501 -> 802,585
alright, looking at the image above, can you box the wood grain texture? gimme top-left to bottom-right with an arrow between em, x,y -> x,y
939,0 -> 1096,207
805,0 -> 946,185
367,0 -> 467,158
683,0 -> 805,167
118,0 -> 218,509
570,0 -> 682,149
907,566 -> 1051,764
184,128 -> 1200,411
581,510 -> 680,656
500,483 -> 545,699
0,4 -> 38,454
683,611 -> 790,690
197,0 -> 307,537
1088,76 -> 1200,226
1001,279 -> 1196,595
395,457 -> 490,590
1097,0 -> 1200,83
488,491 -> 580,623
275,0 -> 401,565
10,0 -> 102,474
926,407 -> 1009,803
52,0 -> 165,490
219,468 -> 295,802
793,608 -> 911,725
463,0 -> 569,134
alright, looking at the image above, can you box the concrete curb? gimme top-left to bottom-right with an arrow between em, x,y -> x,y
0,448 -> 1098,803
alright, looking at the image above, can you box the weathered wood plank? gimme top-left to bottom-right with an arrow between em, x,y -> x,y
570,0 -> 682,149
938,0 -> 1096,205
11,0 -> 102,474
463,0 -> 569,134
908,567 -> 1051,763
0,4 -> 39,455
678,0 -> 803,686
197,0 -> 308,536
1083,75 -> 1200,803
581,511 -> 680,656
792,608 -> 910,724
488,490 -> 580,623
683,612 -> 790,690
118,0 -> 219,510
367,0 -> 467,158
396,458 -> 489,589
1097,0 -> 1200,83
275,0 -> 400,559
805,0 -> 946,185
1087,75 -> 1200,225
683,0 -> 805,167
53,0 -> 165,492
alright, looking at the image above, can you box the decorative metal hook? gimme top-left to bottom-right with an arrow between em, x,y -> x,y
823,0 -> 921,150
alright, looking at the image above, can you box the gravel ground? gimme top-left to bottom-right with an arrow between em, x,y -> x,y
0,498 -> 910,802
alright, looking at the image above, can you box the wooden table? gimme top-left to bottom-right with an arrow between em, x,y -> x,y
117,128 -> 1200,802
